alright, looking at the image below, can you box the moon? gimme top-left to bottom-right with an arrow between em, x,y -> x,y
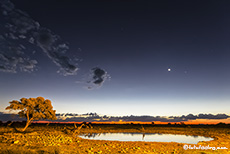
168,68 -> 171,72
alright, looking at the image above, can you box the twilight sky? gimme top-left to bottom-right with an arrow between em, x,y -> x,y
0,0 -> 230,116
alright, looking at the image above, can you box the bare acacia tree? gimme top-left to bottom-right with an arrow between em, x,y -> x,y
5,97 -> 57,131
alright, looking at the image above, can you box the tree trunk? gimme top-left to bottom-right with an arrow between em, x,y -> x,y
22,119 -> 32,132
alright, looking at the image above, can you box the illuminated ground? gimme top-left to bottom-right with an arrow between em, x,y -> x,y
0,123 -> 230,154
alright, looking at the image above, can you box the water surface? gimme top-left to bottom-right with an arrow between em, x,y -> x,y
79,133 -> 213,144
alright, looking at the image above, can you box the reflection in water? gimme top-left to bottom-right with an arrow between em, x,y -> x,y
79,133 -> 214,144
142,133 -> 145,140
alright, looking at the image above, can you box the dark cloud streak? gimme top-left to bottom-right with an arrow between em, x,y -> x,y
34,28 -> 78,76
85,67 -> 110,89
1,112 -> 229,123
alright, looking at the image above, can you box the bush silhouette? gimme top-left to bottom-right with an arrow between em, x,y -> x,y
5,97 -> 57,131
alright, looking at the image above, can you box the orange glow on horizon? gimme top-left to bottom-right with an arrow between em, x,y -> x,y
33,118 -> 230,125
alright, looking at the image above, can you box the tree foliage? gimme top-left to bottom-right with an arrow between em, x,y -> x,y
5,97 -> 57,131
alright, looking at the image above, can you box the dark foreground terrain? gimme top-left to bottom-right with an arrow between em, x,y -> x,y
0,123 -> 229,154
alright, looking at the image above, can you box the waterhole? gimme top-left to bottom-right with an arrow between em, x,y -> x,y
79,133 -> 213,144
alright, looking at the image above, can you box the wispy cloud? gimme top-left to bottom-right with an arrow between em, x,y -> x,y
0,34 -> 37,73
0,0 -> 78,75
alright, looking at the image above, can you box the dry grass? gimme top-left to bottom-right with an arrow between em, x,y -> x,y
0,124 -> 230,154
